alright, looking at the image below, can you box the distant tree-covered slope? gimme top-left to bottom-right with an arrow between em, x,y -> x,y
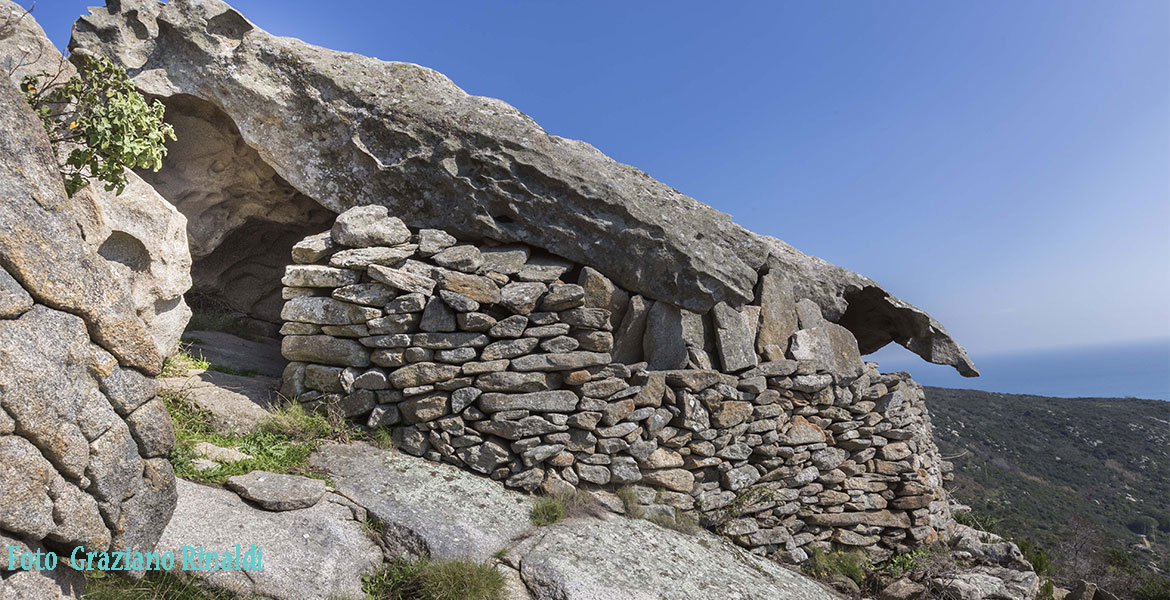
924,386 -> 1170,576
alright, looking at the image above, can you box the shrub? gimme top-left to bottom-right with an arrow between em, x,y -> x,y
22,53 -> 175,196
362,557 -> 504,600
1135,576 -> 1170,600
1017,538 -> 1052,575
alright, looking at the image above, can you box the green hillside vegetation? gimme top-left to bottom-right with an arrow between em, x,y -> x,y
924,387 -> 1170,586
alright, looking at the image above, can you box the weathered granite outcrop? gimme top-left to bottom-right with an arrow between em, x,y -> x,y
71,0 -> 977,376
280,207 -> 955,564
312,442 -> 840,600
0,31 -> 177,599
0,0 -> 192,358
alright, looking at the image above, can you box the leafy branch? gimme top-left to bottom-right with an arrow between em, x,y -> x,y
21,53 -> 176,196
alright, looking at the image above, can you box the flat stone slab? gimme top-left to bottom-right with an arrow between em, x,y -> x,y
194,441 -> 252,464
226,471 -> 326,511
505,515 -> 838,600
157,479 -> 380,600
182,330 -> 287,377
160,370 -> 278,436
309,443 -> 535,562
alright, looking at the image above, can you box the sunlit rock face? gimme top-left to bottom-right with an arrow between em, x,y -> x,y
71,0 -> 976,376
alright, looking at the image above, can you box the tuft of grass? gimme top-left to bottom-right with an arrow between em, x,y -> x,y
259,401 -> 338,443
82,570 -> 244,599
362,557 -> 505,600
369,427 -> 396,451
160,347 -> 211,378
615,486 -> 644,518
530,497 -> 567,526
802,547 -> 869,585
163,390 -> 330,484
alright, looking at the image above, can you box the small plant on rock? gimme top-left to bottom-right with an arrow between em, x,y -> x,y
22,53 -> 175,196
530,497 -> 566,526
362,557 -> 504,600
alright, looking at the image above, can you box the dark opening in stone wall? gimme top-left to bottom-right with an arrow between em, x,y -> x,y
135,94 -> 334,333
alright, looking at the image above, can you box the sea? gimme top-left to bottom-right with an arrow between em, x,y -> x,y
867,338 -> 1170,401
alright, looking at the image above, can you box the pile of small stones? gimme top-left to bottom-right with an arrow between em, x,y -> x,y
279,205 -> 953,563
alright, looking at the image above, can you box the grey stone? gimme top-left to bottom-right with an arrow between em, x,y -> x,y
291,231 -> 335,264
359,334 -> 412,348
439,289 -> 480,312
412,332 -> 490,349
457,311 -> 497,331
789,322 -> 864,382
525,323 -> 572,338
711,302 -> 758,372
389,363 -> 462,388
508,515 -> 836,600
0,266 -> 33,318
474,416 -> 566,439
482,337 -> 540,361
386,292 -> 427,313
612,295 -> 650,364
540,284 -> 585,311
435,347 -> 477,364
327,245 -> 417,269
310,443 -> 533,561
366,312 -> 420,334
479,391 -> 579,413
517,255 -> 574,283
417,229 -> 457,256
125,398 -> 175,458
561,307 -> 610,330
331,205 -> 411,247
579,266 -> 629,329
226,471 -> 327,511
283,335 -> 371,367
501,282 -> 548,315
541,335 -> 580,353
400,392 -> 450,423
474,246 -> 529,277
489,315 -> 530,338
477,372 -> 556,393
512,352 -> 612,372
366,404 -> 401,428
432,245 -> 483,272
794,298 -> 825,329
437,272 -> 501,304
157,479 -> 379,600
643,301 -> 688,370
457,439 -> 512,474
368,264 -> 436,295
282,296 -> 380,325
451,387 -> 483,412
420,296 -> 457,332
754,270 -> 798,358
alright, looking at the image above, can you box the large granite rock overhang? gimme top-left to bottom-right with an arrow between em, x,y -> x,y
70,0 -> 978,377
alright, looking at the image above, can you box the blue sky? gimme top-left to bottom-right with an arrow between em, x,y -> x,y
34,1 -> 1170,362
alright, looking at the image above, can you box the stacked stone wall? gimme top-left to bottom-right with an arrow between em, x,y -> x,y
280,205 -> 953,563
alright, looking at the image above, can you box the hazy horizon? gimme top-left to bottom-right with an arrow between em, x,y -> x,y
30,1 -> 1170,373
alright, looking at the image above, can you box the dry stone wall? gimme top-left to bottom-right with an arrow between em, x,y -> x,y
280,206 -> 953,563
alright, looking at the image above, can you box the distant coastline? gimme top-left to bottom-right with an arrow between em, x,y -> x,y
870,338 -> 1170,401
